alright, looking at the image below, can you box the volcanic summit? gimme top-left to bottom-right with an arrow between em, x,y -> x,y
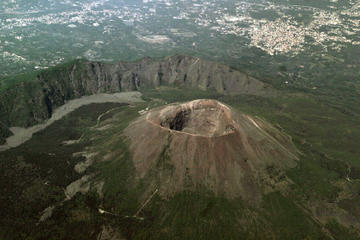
124,99 -> 298,201
152,99 -> 235,137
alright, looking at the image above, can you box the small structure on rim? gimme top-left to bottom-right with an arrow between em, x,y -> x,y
124,99 -> 298,202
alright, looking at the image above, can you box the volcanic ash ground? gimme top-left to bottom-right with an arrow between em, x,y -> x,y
124,99 -> 299,202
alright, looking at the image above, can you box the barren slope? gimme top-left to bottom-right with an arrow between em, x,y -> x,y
124,99 -> 298,202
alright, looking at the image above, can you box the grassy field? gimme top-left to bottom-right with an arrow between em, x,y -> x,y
0,102 -> 127,239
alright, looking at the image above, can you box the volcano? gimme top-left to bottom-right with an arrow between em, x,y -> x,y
124,99 -> 298,202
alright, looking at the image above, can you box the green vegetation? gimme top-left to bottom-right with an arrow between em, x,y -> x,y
1,0 -> 360,237
128,191 -> 246,240
0,58 -> 89,129
0,121 -> 12,144
0,65 -> 359,238
140,87 -> 360,238
0,102 -> 127,240
92,105 -> 144,216
1,90 -> 359,239
339,196 -> 360,219
121,190 -> 329,240
325,219 -> 360,240
0,71 -> 39,93
29,193 -> 103,240
262,192 -> 326,240
0,59 -> 84,93
141,87 -> 223,103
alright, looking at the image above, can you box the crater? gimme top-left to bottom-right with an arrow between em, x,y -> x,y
163,109 -> 191,131
148,99 -> 236,137
125,98 -> 299,200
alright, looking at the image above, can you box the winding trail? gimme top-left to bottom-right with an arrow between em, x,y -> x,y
134,189 -> 159,218
96,107 -> 122,127
0,91 -> 143,152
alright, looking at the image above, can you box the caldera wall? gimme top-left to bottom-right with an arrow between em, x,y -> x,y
0,55 -> 274,145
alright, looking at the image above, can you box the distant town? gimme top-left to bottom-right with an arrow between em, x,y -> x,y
0,0 -> 359,76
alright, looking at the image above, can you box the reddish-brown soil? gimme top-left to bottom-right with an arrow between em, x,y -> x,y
124,99 -> 298,202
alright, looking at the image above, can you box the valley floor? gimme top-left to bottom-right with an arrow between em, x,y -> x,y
0,91 -> 143,151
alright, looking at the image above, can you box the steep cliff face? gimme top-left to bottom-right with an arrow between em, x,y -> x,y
83,55 -> 273,95
0,55 -> 273,144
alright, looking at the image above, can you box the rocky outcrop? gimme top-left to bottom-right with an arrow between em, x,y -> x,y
0,55 -> 274,144
0,121 -> 12,144
86,55 -> 273,95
